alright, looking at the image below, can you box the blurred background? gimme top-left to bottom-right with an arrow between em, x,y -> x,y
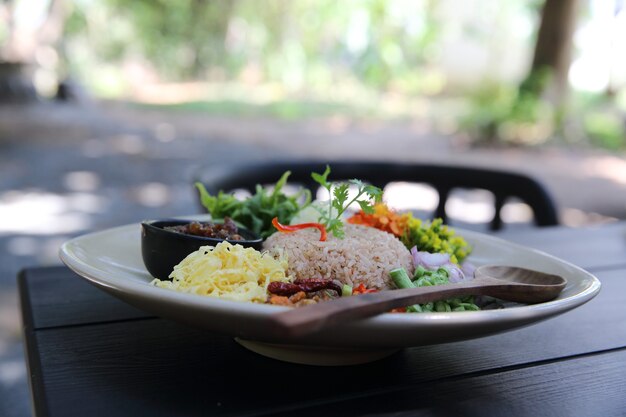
1,0 -> 625,415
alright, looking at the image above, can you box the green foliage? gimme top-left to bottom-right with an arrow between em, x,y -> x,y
105,0 -> 234,79
462,72 -> 626,151
462,69 -> 556,146
584,112 -> 626,150
58,0 -> 626,152
62,0 -> 442,90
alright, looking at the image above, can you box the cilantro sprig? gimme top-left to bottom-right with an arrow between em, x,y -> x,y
311,165 -> 383,238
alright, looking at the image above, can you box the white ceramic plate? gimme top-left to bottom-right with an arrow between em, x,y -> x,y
60,219 -> 601,365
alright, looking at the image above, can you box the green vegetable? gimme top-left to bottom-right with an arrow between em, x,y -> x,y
390,267 -> 421,312
195,171 -> 311,238
413,267 -> 449,287
390,268 -> 415,290
311,165 -> 383,238
389,266 -> 480,313
401,218 -> 472,264
342,284 -> 353,297
413,267 -> 479,312
435,300 -> 451,312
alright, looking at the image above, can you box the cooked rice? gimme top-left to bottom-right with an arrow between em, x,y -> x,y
262,224 -> 413,289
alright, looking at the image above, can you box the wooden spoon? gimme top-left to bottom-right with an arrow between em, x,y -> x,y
268,265 -> 566,338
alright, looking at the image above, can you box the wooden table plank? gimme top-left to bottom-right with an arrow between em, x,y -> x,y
273,349 -> 626,417
18,267 -> 152,330
499,222 -> 626,271
24,267 -> 625,417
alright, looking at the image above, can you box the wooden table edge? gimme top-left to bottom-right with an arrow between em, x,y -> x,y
18,269 -> 50,417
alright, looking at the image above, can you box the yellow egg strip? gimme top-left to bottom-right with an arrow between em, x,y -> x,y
151,241 -> 289,302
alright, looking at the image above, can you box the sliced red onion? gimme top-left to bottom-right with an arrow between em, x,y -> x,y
410,247 -> 450,269
447,266 -> 466,283
461,261 -> 476,279
410,247 -> 469,283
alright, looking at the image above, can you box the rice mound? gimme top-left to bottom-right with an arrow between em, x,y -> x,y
263,224 -> 413,289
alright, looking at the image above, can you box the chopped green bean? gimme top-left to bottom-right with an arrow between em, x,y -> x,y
392,265 -> 480,314
436,267 -> 449,277
405,265 -> 480,313
390,268 -> 422,312
435,301 -> 452,312
341,284 -> 353,297
414,265 -> 427,278
390,268 -> 415,289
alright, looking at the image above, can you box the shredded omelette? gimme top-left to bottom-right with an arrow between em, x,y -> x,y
151,241 -> 289,302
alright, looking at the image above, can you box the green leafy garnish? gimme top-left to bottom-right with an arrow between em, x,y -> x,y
195,171 -> 311,238
311,165 -> 383,238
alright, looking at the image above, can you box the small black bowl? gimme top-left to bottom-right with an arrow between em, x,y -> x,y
141,219 -> 263,280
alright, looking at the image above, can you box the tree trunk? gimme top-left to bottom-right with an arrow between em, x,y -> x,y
529,0 -> 579,104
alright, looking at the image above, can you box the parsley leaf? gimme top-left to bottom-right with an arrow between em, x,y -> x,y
311,165 -> 383,238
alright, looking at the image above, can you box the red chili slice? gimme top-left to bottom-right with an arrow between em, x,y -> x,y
271,217 -> 327,241
352,283 -> 378,294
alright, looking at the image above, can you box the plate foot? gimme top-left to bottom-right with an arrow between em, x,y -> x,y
235,338 -> 400,366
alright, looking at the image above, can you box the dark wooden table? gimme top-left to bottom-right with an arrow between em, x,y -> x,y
19,223 -> 626,417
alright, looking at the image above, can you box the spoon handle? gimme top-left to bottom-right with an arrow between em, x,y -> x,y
269,279 -> 499,338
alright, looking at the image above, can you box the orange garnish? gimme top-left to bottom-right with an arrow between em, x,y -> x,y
348,203 -> 410,237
